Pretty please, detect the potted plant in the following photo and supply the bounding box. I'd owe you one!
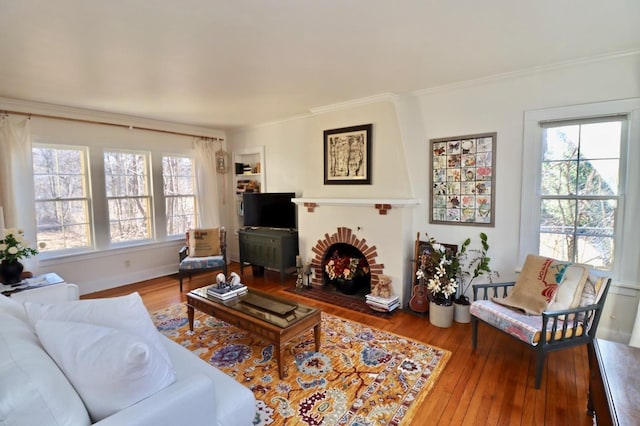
[453,232,499,323]
[0,228,39,285]
[415,236,458,327]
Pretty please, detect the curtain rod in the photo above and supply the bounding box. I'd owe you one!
[1,109,224,142]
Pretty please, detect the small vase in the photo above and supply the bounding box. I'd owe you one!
[334,278,358,295]
[429,301,454,328]
[0,260,24,285]
[454,302,471,323]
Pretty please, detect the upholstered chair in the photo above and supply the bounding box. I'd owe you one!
[470,255,611,389]
[178,227,227,292]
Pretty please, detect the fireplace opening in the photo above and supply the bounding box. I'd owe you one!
[323,243,371,295]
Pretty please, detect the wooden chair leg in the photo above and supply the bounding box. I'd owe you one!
[535,349,546,389]
[179,272,184,292]
[471,316,479,350]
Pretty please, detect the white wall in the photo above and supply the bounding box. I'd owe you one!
[228,53,640,342]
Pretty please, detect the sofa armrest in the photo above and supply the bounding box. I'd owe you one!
[93,375,217,426]
[179,245,189,262]
[472,282,515,301]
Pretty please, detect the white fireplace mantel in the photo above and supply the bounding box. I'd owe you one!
[292,198,420,208]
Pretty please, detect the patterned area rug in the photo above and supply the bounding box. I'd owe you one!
[152,304,451,425]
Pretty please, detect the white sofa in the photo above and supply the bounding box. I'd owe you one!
[0,292,256,426]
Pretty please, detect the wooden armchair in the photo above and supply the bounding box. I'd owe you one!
[178,227,228,292]
[470,260,611,389]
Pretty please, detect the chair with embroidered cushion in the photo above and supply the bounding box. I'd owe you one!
[178,227,227,292]
[470,254,611,389]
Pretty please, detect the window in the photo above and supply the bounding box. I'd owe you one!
[539,118,623,269]
[521,99,640,285]
[162,155,196,236]
[32,145,92,251]
[104,150,152,243]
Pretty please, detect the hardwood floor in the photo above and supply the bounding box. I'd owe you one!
[85,262,595,426]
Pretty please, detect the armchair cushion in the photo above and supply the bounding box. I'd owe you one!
[179,255,225,271]
[187,228,221,257]
[547,264,589,312]
[492,254,571,314]
[470,299,583,345]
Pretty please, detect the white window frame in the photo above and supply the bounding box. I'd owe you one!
[520,98,640,288]
[104,149,154,245]
[32,143,94,254]
[161,154,197,237]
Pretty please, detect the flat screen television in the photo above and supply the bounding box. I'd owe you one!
[242,192,296,229]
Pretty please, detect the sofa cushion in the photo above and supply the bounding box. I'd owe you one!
[35,320,176,422]
[492,255,570,314]
[0,311,91,426]
[0,293,28,322]
[24,292,172,365]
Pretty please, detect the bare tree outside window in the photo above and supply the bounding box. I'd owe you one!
[104,150,152,243]
[539,119,622,269]
[162,155,196,236]
[32,146,92,251]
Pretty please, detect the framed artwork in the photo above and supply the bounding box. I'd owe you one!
[429,132,496,226]
[324,124,372,185]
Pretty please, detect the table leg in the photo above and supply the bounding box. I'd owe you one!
[277,344,284,379]
[188,304,195,331]
[314,323,321,352]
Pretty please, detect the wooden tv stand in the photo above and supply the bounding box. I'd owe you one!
[238,228,299,284]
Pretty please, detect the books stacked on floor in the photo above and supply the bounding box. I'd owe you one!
[206,284,248,300]
[365,294,400,312]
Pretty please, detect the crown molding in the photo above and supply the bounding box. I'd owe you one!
[412,49,640,97]
[309,93,398,115]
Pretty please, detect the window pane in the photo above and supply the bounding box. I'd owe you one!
[575,236,614,269]
[105,151,152,243]
[541,161,577,195]
[109,218,150,243]
[33,146,92,252]
[579,122,621,160]
[539,232,573,262]
[540,199,576,233]
[35,200,91,251]
[539,117,622,271]
[543,126,579,161]
[576,199,616,237]
[577,159,619,195]
[163,155,196,236]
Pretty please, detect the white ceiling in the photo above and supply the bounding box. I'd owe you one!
[1,0,639,130]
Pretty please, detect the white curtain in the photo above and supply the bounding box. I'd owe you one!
[193,138,221,228]
[0,116,38,271]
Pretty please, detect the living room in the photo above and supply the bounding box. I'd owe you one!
[1,2,639,425]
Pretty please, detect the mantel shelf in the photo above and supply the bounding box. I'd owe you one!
[292,198,420,208]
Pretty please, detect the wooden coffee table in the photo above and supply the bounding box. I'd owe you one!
[187,286,321,379]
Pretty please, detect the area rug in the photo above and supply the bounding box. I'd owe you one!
[152,304,450,425]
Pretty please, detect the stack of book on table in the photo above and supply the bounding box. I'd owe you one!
[206,284,248,300]
[365,294,400,312]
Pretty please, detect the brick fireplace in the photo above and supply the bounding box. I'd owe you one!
[293,197,419,307]
[309,226,383,288]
